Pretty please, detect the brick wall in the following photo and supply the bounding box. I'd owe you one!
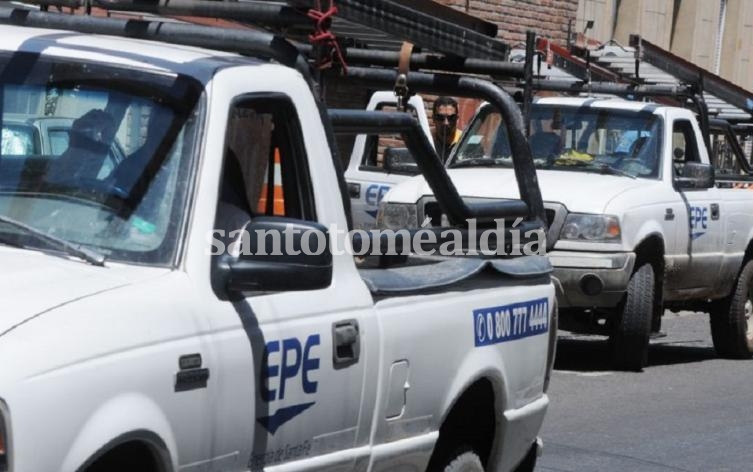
[435,0,578,44]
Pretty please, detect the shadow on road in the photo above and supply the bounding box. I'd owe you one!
[553,337,718,372]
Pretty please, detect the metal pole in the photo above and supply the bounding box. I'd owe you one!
[315,47,526,79]
[17,0,315,27]
[523,31,535,137]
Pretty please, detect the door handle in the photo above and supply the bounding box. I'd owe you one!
[332,319,360,368]
[665,208,674,221]
[711,203,720,220]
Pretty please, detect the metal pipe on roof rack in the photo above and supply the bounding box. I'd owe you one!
[342,66,546,225]
[531,79,694,97]
[87,0,313,27]
[21,0,82,8]
[311,47,525,78]
[328,109,530,226]
[17,0,312,26]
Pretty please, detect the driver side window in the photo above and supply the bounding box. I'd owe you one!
[215,95,316,238]
[672,120,700,175]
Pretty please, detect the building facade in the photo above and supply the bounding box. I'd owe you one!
[575,0,753,92]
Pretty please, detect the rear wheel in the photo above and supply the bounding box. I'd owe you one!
[610,263,654,371]
[710,260,753,358]
[440,450,484,472]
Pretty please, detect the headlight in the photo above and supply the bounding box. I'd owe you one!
[0,399,9,472]
[376,203,418,230]
[560,213,621,242]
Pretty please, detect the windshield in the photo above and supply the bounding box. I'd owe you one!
[451,104,663,179]
[0,52,202,265]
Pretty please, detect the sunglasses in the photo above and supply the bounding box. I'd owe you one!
[433,113,458,124]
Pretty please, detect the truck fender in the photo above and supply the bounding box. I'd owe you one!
[61,393,177,472]
[439,351,507,425]
[628,219,666,256]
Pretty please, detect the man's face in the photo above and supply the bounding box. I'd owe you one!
[433,104,458,143]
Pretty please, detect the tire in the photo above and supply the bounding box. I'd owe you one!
[440,450,484,472]
[610,263,654,371]
[709,260,753,359]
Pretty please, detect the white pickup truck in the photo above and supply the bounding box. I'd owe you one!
[0,10,556,472]
[380,96,753,370]
[344,91,432,230]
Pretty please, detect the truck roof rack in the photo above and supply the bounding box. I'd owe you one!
[525,34,753,127]
[12,0,510,61]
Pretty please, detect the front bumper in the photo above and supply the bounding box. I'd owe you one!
[549,250,636,308]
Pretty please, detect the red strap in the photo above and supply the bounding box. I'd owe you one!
[307,1,348,73]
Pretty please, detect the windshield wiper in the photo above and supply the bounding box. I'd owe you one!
[0,215,106,266]
[594,164,637,179]
[449,157,509,169]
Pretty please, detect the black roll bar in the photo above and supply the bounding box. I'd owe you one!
[341,66,546,225]
[328,110,530,225]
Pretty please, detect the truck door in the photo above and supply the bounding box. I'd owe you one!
[670,118,724,292]
[203,91,372,471]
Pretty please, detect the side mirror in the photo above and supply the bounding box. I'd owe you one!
[215,217,332,294]
[675,162,714,189]
[383,147,420,175]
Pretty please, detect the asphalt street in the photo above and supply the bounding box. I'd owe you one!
[537,311,753,472]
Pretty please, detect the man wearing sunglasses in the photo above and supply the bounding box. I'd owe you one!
[432,96,463,162]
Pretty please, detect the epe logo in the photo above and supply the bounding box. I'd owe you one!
[258,334,320,434]
[365,184,391,218]
[689,206,708,240]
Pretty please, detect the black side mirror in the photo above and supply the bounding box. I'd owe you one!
[383,147,420,175]
[676,162,714,189]
[215,217,332,294]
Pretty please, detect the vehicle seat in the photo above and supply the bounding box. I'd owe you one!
[629,136,649,157]
[215,148,254,254]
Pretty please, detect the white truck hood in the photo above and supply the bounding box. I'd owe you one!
[387,168,647,213]
[0,247,168,337]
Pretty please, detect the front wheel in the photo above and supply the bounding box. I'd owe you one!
[610,263,654,371]
[710,260,753,358]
